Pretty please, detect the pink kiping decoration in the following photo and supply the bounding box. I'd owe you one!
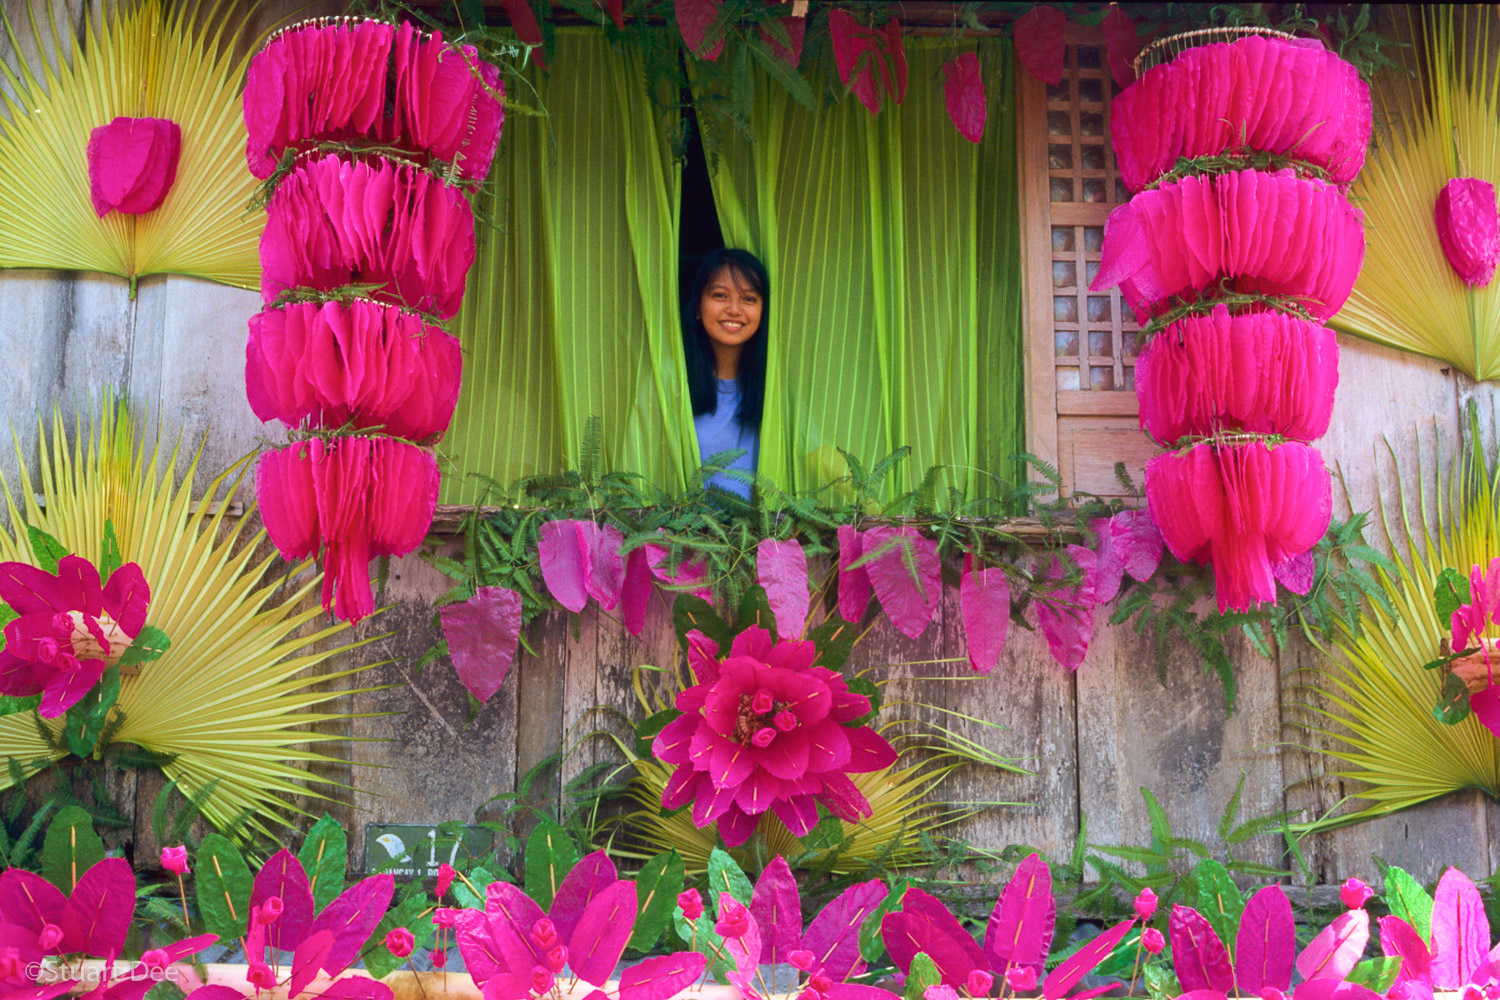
[1135,306,1339,445]
[1091,169,1366,323]
[87,117,182,217]
[244,21,503,181]
[246,300,462,441]
[1435,178,1500,288]
[259,154,476,319]
[1145,441,1331,613]
[257,437,439,623]
[1109,35,1371,193]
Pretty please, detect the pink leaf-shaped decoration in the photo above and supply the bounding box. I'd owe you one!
[1274,552,1316,596]
[1112,510,1164,583]
[750,855,802,966]
[1170,906,1235,994]
[961,554,1010,674]
[440,586,524,704]
[603,0,625,30]
[618,953,708,1000]
[1297,909,1370,982]
[761,15,805,66]
[828,9,882,115]
[539,520,589,612]
[61,858,134,959]
[882,889,986,985]
[1102,5,1140,88]
[184,989,244,1000]
[581,523,626,611]
[320,978,395,1000]
[1292,980,1383,1000]
[1014,5,1066,86]
[644,542,713,602]
[803,880,887,981]
[942,52,986,143]
[308,874,395,976]
[1431,867,1489,989]
[1044,918,1135,1000]
[87,117,181,217]
[1036,545,1098,671]
[984,852,1055,971]
[289,930,335,999]
[838,525,871,623]
[0,869,67,936]
[621,547,653,637]
[864,526,942,639]
[497,0,546,68]
[757,538,810,639]
[829,988,902,1000]
[1435,178,1499,288]
[1379,916,1432,987]
[549,850,618,944]
[1236,885,1296,993]
[250,850,315,952]
[883,19,907,104]
[569,880,638,986]
[675,0,725,60]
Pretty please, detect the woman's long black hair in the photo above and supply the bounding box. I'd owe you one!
[682,248,768,428]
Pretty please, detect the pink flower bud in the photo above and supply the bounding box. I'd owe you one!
[546,945,568,973]
[1005,966,1037,992]
[247,963,276,989]
[1133,887,1157,922]
[1340,877,1373,910]
[255,896,284,926]
[678,888,703,920]
[810,974,834,994]
[530,966,554,995]
[531,918,558,949]
[1142,927,1165,955]
[752,727,776,748]
[752,689,775,715]
[385,927,415,958]
[433,906,459,929]
[774,710,797,732]
[37,923,64,951]
[715,897,750,939]
[789,950,815,971]
[35,637,58,663]
[966,970,994,997]
[55,653,79,673]
[436,863,457,898]
[141,949,169,970]
[431,949,447,969]
[52,613,74,634]
[160,845,190,875]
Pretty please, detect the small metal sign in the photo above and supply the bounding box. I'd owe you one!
[364,823,493,876]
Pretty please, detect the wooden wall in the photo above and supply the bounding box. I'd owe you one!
[3,0,1498,884]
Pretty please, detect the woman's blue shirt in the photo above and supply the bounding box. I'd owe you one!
[694,378,758,498]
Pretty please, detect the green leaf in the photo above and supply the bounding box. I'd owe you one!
[99,520,122,579]
[904,952,941,1000]
[860,880,905,963]
[298,813,348,912]
[143,982,187,1000]
[807,615,859,672]
[454,865,494,910]
[64,665,122,758]
[1435,566,1471,624]
[629,850,685,952]
[361,892,435,979]
[636,709,681,758]
[40,805,105,893]
[1383,865,1434,944]
[673,594,732,652]
[1434,673,1471,725]
[195,833,253,941]
[846,676,882,728]
[672,905,731,980]
[524,819,578,911]
[1348,956,1403,993]
[26,525,68,573]
[1192,859,1243,951]
[118,626,171,667]
[0,694,40,719]
[736,585,776,639]
[707,846,754,907]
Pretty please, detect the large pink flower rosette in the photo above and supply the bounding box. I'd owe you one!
[653,627,898,847]
[1093,32,1369,613]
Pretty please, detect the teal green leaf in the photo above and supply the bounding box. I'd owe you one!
[904,952,941,1000]
[1384,865,1434,944]
[26,525,67,574]
[195,833,253,941]
[117,626,171,667]
[629,849,685,952]
[298,813,348,912]
[40,805,105,893]
[524,819,578,911]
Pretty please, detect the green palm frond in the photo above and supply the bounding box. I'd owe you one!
[0,0,271,291]
[0,399,384,842]
[1334,6,1500,380]
[1292,417,1500,827]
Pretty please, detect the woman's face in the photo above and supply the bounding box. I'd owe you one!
[698,265,763,351]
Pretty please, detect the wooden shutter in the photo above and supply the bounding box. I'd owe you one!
[1019,23,1154,499]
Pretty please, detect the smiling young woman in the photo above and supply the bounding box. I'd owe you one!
[682,248,769,498]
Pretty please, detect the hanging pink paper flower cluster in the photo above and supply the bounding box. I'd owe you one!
[242,19,503,623]
[1092,33,1371,613]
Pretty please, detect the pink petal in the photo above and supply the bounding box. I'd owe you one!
[942,52,986,143]
[757,538,809,639]
[863,526,941,639]
[760,15,804,66]
[828,9,881,114]
[1035,545,1098,671]
[620,547,653,637]
[539,521,589,613]
[960,554,1009,673]
[1435,178,1499,287]
[837,525,871,622]
[1297,909,1369,982]
[1013,5,1066,86]
[497,0,547,67]
[87,117,180,217]
[440,587,524,704]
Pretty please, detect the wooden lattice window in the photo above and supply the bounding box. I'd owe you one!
[1020,23,1155,499]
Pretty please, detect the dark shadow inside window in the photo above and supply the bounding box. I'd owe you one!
[678,105,726,308]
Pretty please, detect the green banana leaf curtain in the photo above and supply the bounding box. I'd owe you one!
[442,32,1024,506]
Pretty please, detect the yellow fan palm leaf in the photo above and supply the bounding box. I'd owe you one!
[1292,419,1500,827]
[1334,7,1500,380]
[0,399,386,841]
[0,0,272,291]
